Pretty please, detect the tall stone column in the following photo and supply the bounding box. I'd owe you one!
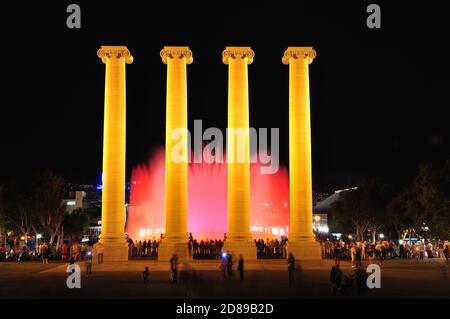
[96,46,133,261]
[222,47,256,261]
[158,46,193,261]
[282,47,321,259]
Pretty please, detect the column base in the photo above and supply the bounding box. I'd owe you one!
[158,240,190,261]
[95,240,128,262]
[287,238,322,260]
[223,238,257,261]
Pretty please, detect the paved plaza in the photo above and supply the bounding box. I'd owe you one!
[0,259,449,299]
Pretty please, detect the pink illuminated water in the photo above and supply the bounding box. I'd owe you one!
[127,148,290,241]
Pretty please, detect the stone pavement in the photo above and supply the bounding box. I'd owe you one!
[1,258,449,299]
[40,258,341,273]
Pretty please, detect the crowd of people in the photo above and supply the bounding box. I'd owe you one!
[129,234,290,260]
[0,239,103,263]
[2,234,449,267]
[189,239,224,259]
[128,238,160,258]
[255,238,287,258]
[322,239,449,265]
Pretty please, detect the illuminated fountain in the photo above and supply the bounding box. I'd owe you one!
[127,147,290,241]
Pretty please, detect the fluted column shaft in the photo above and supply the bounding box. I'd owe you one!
[158,46,193,260]
[97,46,133,261]
[227,54,251,238]
[163,48,191,240]
[283,47,321,259]
[222,47,256,260]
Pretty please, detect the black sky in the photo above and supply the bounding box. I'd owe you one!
[2,1,449,192]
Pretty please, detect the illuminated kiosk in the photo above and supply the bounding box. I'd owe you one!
[96,46,133,261]
[222,47,257,261]
[157,47,193,261]
[282,47,321,259]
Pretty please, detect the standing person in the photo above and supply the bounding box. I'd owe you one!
[350,244,356,268]
[287,253,295,286]
[85,252,92,276]
[226,253,233,276]
[333,244,341,266]
[96,243,104,264]
[356,243,362,267]
[81,244,87,260]
[355,267,368,297]
[237,254,244,281]
[438,243,444,258]
[42,242,49,264]
[219,254,227,283]
[419,243,425,260]
[361,242,366,261]
[330,266,338,296]
[188,240,193,258]
[61,243,68,262]
[399,243,405,259]
[69,252,75,265]
[170,254,179,283]
[143,266,150,283]
[444,245,449,264]
[426,241,433,259]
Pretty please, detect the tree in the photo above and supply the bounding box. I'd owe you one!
[0,184,10,246]
[330,178,392,242]
[31,169,67,249]
[387,190,411,239]
[330,187,369,241]
[359,179,392,242]
[63,208,90,240]
[388,163,450,241]
[0,181,37,244]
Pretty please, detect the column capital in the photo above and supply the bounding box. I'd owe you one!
[222,46,254,65]
[97,46,134,64]
[282,47,316,65]
[160,46,193,64]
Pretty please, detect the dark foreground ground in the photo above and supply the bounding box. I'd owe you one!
[0,259,449,299]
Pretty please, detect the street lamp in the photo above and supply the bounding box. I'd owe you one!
[36,234,42,253]
[379,233,384,239]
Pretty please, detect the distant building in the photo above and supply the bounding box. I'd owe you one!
[64,181,130,238]
[312,187,358,234]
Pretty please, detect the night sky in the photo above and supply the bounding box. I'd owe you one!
[2,1,449,192]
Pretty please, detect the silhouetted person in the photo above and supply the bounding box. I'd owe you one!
[330,266,338,296]
[237,254,244,281]
[226,253,233,276]
[287,253,295,286]
[96,243,104,264]
[355,267,368,297]
[444,245,449,264]
[170,254,179,283]
[85,253,92,276]
[399,243,405,258]
[143,266,150,283]
[188,240,193,258]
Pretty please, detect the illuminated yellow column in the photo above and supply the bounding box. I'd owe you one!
[96,46,133,261]
[222,47,256,261]
[283,47,321,259]
[158,47,193,261]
